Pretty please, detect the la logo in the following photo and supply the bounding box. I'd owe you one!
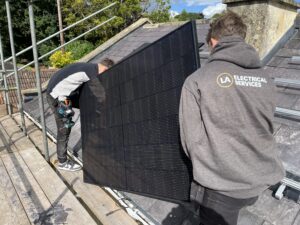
[221,76,231,84]
[217,73,234,88]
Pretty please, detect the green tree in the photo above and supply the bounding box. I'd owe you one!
[0,0,58,63]
[175,10,204,21]
[62,0,143,46]
[143,0,171,23]
[62,0,171,47]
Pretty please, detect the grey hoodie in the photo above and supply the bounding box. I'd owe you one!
[179,36,285,199]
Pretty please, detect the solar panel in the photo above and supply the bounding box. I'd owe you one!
[80,21,200,201]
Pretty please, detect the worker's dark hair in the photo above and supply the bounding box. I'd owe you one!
[100,58,115,68]
[206,11,247,44]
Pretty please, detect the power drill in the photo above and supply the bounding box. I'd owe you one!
[57,99,75,129]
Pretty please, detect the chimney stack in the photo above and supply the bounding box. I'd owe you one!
[223,0,300,58]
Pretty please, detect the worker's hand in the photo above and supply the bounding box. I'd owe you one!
[57,100,74,118]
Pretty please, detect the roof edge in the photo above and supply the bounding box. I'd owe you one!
[262,24,296,66]
[78,18,151,63]
[21,80,49,96]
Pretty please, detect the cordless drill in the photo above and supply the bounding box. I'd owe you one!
[57,99,75,129]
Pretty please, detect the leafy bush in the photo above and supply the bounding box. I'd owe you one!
[65,40,94,60]
[49,50,74,68]
[38,42,57,67]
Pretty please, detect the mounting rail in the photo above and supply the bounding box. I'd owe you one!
[275,78,300,88]
[275,107,300,119]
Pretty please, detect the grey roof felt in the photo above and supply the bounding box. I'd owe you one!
[23,19,300,225]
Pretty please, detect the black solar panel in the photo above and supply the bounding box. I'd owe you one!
[80,21,200,201]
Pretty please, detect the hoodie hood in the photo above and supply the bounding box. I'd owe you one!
[208,35,262,69]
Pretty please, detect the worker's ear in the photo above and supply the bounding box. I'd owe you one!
[210,38,219,48]
[98,64,108,74]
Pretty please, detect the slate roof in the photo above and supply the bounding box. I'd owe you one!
[264,15,300,178]
[0,69,57,106]
[89,20,210,65]
[22,17,300,225]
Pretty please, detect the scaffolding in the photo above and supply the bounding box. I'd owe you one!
[0,2,156,225]
[0,0,117,162]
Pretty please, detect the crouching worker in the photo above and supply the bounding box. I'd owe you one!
[179,11,285,225]
[46,58,115,172]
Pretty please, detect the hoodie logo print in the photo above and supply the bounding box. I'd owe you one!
[217,73,234,88]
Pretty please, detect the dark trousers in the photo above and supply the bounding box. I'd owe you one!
[46,94,71,163]
[188,182,258,225]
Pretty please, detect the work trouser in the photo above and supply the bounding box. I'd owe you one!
[46,94,71,163]
[184,182,258,225]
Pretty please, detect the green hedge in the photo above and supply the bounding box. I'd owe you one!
[49,40,94,68]
[65,40,94,60]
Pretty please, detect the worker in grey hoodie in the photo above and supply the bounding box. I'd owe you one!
[179,11,285,225]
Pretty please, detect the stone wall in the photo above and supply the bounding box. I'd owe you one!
[223,0,299,58]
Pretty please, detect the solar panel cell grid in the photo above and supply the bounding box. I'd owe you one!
[80,21,199,201]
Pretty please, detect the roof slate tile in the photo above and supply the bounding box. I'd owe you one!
[0,69,57,107]
[285,38,300,49]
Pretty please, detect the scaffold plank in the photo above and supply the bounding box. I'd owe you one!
[13,113,139,225]
[0,115,97,225]
[1,152,53,224]
[0,158,30,225]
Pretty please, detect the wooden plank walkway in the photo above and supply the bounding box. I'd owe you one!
[0,115,97,225]
[12,113,139,225]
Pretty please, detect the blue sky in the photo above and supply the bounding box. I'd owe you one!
[171,1,215,13]
[171,0,300,14]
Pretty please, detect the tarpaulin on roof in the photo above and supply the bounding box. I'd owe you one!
[80,21,200,201]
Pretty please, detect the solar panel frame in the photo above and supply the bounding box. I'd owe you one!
[80,21,200,201]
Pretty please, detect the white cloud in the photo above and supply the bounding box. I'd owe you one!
[170,10,180,18]
[185,0,222,6]
[202,3,226,18]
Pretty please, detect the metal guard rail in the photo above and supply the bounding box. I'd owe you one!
[1,2,117,81]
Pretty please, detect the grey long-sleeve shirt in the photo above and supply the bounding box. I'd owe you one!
[47,63,98,101]
[179,36,285,199]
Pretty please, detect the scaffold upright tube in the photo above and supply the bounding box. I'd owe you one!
[5,0,26,135]
[0,33,11,115]
[28,1,50,162]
